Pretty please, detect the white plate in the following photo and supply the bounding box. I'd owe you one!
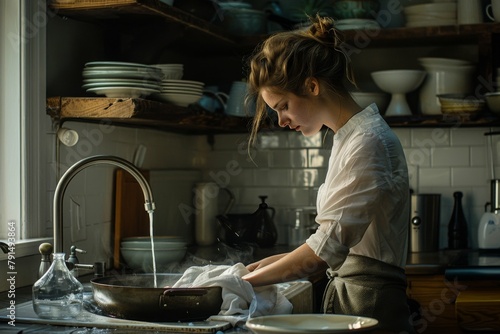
[246,314,379,334]
[83,69,163,80]
[85,61,155,68]
[87,86,159,98]
[160,88,203,94]
[82,81,160,90]
[153,92,202,107]
[82,78,161,85]
[161,79,204,86]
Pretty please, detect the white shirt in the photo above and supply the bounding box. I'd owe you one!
[306,104,409,270]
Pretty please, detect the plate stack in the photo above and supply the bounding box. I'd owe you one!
[153,79,205,107]
[404,1,457,27]
[82,61,162,98]
[335,18,380,30]
[120,236,187,272]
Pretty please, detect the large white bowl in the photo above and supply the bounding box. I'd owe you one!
[153,92,202,107]
[121,247,187,272]
[246,314,378,334]
[371,70,426,94]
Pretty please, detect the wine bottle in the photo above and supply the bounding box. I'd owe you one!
[448,191,468,249]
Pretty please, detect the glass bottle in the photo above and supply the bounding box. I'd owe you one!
[448,191,468,249]
[32,253,84,319]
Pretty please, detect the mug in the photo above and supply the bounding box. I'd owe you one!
[198,90,228,113]
[225,81,250,117]
[457,0,483,24]
[487,0,500,22]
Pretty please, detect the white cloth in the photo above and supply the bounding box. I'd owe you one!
[306,104,410,270]
[172,263,293,326]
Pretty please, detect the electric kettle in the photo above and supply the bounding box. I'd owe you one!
[478,179,500,249]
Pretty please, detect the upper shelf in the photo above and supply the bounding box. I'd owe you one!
[49,0,500,51]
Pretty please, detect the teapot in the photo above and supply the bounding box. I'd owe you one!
[216,195,277,247]
[253,196,277,248]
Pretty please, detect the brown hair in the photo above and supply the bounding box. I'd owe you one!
[245,16,355,147]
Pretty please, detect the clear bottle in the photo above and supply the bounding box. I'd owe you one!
[32,253,84,319]
[447,191,469,249]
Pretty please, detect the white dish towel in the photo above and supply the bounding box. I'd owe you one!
[172,262,293,326]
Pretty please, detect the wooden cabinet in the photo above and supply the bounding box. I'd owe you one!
[47,0,500,133]
[407,274,500,333]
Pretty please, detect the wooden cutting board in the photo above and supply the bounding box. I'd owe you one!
[113,168,150,269]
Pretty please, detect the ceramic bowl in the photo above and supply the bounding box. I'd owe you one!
[222,9,267,36]
[437,93,485,114]
[350,91,389,111]
[332,0,380,20]
[371,70,426,94]
[485,92,500,113]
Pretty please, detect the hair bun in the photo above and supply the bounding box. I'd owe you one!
[308,16,341,47]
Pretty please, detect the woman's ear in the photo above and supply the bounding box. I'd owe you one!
[305,77,320,96]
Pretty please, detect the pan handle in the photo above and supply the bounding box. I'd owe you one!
[162,288,209,296]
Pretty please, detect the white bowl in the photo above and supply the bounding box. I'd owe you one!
[246,314,379,334]
[418,57,472,67]
[350,91,389,111]
[120,247,187,272]
[153,92,202,107]
[371,70,426,94]
[485,92,500,113]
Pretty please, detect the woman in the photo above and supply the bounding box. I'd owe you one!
[241,16,414,333]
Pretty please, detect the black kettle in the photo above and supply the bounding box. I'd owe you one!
[253,196,277,248]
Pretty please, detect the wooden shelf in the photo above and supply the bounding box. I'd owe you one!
[47,97,253,134]
[47,1,500,130]
[47,97,500,134]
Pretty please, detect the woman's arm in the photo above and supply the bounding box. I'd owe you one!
[242,243,328,287]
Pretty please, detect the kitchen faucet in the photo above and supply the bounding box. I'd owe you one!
[53,155,155,254]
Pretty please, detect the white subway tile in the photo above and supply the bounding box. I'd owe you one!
[418,167,450,188]
[451,167,488,187]
[289,132,323,148]
[253,169,292,186]
[404,148,431,167]
[393,128,411,148]
[432,147,469,167]
[411,128,450,148]
[470,146,487,167]
[270,149,308,168]
[308,149,330,168]
[450,128,487,146]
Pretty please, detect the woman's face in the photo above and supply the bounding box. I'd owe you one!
[261,84,324,137]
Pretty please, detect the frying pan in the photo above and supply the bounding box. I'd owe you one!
[90,274,222,322]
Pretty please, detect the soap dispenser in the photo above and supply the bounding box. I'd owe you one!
[253,196,277,248]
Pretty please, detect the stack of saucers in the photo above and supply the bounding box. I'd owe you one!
[153,79,205,107]
[82,61,162,98]
[404,1,457,27]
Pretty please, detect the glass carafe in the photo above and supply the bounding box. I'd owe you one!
[32,253,83,319]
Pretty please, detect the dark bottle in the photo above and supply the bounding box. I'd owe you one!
[448,191,468,249]
[253,196,277,248]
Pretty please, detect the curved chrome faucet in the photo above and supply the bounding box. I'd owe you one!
[53,155,155,253]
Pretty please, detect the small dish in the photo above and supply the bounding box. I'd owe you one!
[246,314,379,333]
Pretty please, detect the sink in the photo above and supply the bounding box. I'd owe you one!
[0,280,311,332]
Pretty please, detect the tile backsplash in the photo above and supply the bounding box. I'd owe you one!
[54,122,500,264]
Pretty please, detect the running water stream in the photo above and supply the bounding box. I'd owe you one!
[149,211,158,288]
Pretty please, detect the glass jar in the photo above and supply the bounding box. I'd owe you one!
[32,253,83,319]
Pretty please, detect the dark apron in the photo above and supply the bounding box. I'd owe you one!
[322,254,416,334]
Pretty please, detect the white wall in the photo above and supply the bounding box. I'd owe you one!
[50,122,497,269]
